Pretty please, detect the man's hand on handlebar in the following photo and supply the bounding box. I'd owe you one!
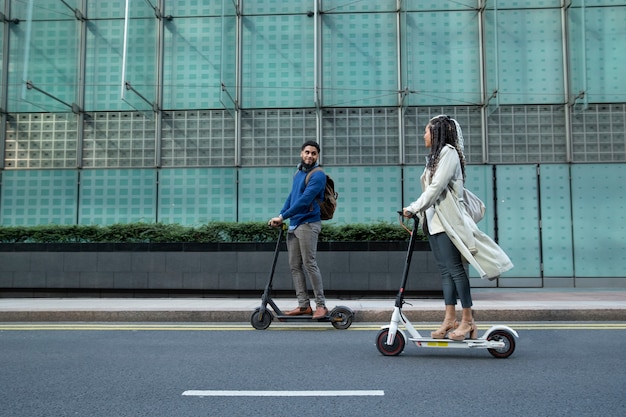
[268,216,283,227]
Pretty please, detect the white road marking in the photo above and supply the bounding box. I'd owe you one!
[182,390,384,397]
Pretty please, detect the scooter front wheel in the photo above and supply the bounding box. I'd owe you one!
[250,307,273,330]
[487,329,516,358]
[330,306,354,330]
[376,328,405,356]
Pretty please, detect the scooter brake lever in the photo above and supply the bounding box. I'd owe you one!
[403,300,413,307]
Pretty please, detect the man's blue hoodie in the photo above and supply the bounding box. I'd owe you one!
[280,165,326,228]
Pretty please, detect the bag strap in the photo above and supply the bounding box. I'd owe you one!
[305,167,324,185]
[304,167,325,212]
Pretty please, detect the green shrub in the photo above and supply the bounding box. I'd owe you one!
[0,221,423,244]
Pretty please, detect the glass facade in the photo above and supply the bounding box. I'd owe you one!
[1,0,625,286]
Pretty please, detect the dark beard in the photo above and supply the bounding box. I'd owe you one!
[299,160,315,171]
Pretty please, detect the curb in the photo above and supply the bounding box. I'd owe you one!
[1,309,625,323]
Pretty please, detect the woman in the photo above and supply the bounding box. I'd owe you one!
[403,115,513,341]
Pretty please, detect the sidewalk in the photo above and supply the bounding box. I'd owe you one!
[1,288,625,322]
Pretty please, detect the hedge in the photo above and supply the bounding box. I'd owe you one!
[0,221,425,244]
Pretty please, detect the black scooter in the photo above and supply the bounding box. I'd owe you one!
[250,224,354,330]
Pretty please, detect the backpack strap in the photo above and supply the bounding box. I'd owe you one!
[304,167,325,212]
[304,167,324,185]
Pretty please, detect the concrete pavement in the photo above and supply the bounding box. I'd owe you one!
[1,288,625,322]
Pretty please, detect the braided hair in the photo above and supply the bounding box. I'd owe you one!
[426,115,466,183]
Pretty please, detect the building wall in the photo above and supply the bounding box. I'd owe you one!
[1,1,625,287]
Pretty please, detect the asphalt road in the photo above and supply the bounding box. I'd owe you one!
[1,323,625,417]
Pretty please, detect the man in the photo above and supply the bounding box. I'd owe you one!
[268,141,328,319]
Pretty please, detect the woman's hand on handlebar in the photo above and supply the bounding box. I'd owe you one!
[401,208,414,219]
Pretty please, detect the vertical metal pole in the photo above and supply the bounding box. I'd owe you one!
[0,1,13,169]
[155,0,166,168]
[396,0,405,166]
[121,0,130,101]
[76,0,88,169]
[75,0,88,225]
[234,0,243,222]
[313,0,322,155]
[234,0,242,168]
[478,0,488,164]
[561,0,573,163]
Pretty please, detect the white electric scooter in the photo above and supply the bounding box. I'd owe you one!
[375,213,518,358]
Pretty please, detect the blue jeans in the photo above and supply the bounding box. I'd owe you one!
[286,222,326,308]
[428,231,473,308]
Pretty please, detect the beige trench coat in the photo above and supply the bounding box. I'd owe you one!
[406,145,513,280]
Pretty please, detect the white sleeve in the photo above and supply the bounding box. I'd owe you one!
[405,146,459,214]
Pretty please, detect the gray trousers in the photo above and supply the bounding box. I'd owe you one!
[286,222,326,308]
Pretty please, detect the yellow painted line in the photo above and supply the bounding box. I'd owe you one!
[0,324,249,331]
[0,323,625,331]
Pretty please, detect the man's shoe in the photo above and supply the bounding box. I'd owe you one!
[284,306,312,316]
[312,306,328,319]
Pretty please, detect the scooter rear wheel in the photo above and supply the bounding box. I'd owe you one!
[376,328,405,356]
[487,329,516,358]
[329,306,354,330]
[250,307,272,330]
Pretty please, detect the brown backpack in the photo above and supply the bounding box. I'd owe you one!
[305,167,338,220]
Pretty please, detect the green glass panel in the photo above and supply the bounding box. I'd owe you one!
[405,1,483,11]
[0,169,78,226]
[321,1,396,12]
[405,11,481,106]
[85,20,127,111]
[220,0,237,114]
[238,167,294,222]
[86,0,152,19]
[483,0,561,9]
[241,15,314,108]
[569,6,626,103]
[571,164,626,277]
[570,0,626,6]
[485,9,564,104]
[158,168,237,224]
[496,165,541,278]
[322,13,398,107]
[0,24,3,94]
[328,166,402,224]
[7,11,79,112]
[540,165,574,277]
[12,0,77,20]
[121,3,157,113]
[79,169,156,225]
[163,17,224,110]
[244,0,313,14]
[165,0,223,16]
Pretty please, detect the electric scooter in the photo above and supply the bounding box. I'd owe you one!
[250,224,354,330]
[375,212,518,358]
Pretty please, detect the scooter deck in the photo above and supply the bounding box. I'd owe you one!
[408,336,505,349]
[275,314,334,322]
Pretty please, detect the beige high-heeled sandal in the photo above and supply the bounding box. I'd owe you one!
[430,320,458,339]
[448,320,477,341]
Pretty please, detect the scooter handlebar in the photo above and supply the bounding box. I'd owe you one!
[397,209,418,220]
